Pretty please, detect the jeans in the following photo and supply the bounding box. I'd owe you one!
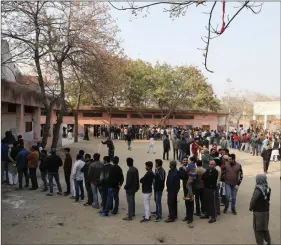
[29,168,38,189]
[126,193,135,218]
[40,171,48,190]
[240,143,246,151]
[143,193,152,219]
[74,180,84,201]
[101,186,108,211]
[227,140,232,149]
[167,191,178,220]
[147,144,155,153]
[253,145,258,156]
[179,149,185,161]
[225,183,238,210]
[154,191,163,218]
[91,183,100,207]
[234,142,239,149]
[104,187,120,214]
[108,149,114,162]
[64,172,71,193]
[48,172,62,194]
[244,143,250,153]
[163,149,169,160]
[127,141,132,150]
[215,184,221,214]
[18,167,29,188]
[195,188,204,214]
[173,149,179,160]
[85,181,93,204]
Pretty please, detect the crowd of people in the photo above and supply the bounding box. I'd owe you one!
[1,127,274,245]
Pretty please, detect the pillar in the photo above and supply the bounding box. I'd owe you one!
[33,107,41,141]
[16,101,24,137]
[264,114,267,129]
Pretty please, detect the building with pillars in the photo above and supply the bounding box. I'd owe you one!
[1,40,61,148]
[253,101,281,131]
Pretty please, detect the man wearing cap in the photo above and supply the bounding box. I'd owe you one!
[44,148,63,196]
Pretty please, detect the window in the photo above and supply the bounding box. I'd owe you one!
[174,115,194,120]
[111,113,127,118]
[7,104,17,113]
[202,125,210,131]
[41,109,47,116]
[154,114,173,119]
[83,112,102,117]
[64,111,74,117]
[25,122,32,132]
[25,106,33,114]
[131,114,152,119]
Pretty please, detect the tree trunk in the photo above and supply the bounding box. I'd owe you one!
[51,62,65,148]
[41,108,52,148]
[74,111,79,142]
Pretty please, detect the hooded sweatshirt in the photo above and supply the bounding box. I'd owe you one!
[154,167,166,191]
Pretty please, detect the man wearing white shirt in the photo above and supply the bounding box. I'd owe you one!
[72,154,85,203]
[147,136,156,154]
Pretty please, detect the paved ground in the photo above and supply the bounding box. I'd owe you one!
[2,138,280,244]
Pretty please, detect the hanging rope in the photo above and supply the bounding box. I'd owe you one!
[218,0,226,34]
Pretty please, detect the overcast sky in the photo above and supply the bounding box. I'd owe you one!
[109,2,280,97]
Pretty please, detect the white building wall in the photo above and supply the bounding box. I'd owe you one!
[1,40,21,82]
[254,101,281,116]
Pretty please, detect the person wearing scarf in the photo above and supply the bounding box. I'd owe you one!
[249,174,271,245]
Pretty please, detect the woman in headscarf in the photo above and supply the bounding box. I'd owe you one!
[249,174,271,245]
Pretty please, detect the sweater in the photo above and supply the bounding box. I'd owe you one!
[222,162,243,186]
[44,154,63,173]
[88,161,103,184]
[81,159,93,182]
[107,164,124,188]
[124,166,140,194]
[72,160,85,181]
[63,154,73,174]
[166,168,180,193]
[140,171,155,193]
[100,163,112,187]
[154,167,166,191]
[202,168,218,190]
[16,149,30,169]
[27,150,39,168]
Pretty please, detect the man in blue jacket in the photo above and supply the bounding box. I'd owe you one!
[16,147,30,189]
[1,139,9,183]
[165,160,180,223]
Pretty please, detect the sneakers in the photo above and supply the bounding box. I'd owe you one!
[46,193,53,196]
[232,209,237,215]
[208,218,216,223]
[63,192,70,196]
[123,217,132,221]
[140,218,150,223]
[100,212,108,217]
[164,218,175,223]
[223,207,228,213]
[57,192,62,195]
[154,217,161,222]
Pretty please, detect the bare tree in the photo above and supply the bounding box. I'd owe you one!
[109,1,263,73]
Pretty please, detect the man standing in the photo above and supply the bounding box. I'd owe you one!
[139,161,155,223]
[152,159,166,222]
[172,136,180,161]
[81,154,93,206]
[27,146,39,190]
[178,157,189,222]
[1,139,9,183]
[72,154,85,203]
[201,160,218,223]
[178,136,187,161]
[194,160,206,216]
[165,161,180,223]
[102,156,124,216]
[163,135,170,160]
[88,153,103,209]
[101,138,115,161]
[99,156,112,214]
[222,154,243,215]
[45,148,63,196]
[16,147,30,189]
[123,157,139,221]
[63,148,72,196]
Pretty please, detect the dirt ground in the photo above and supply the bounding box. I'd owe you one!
[1,139,280,244]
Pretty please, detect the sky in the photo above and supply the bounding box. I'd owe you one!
[109,2,281,98]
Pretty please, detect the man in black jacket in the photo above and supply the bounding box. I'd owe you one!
[140,161,155,223]
[39,149,48,192]
[81,154,93,206]
[102,156,124,216]
[152,159,166,222]
[99,156,112,215]
[123,157,139,221]
[101,138,115,161]
[45,148,63,196]
[201,160,218,223]
[163,135,170,160]
[165,160,180,223]
[178,157,190,222]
